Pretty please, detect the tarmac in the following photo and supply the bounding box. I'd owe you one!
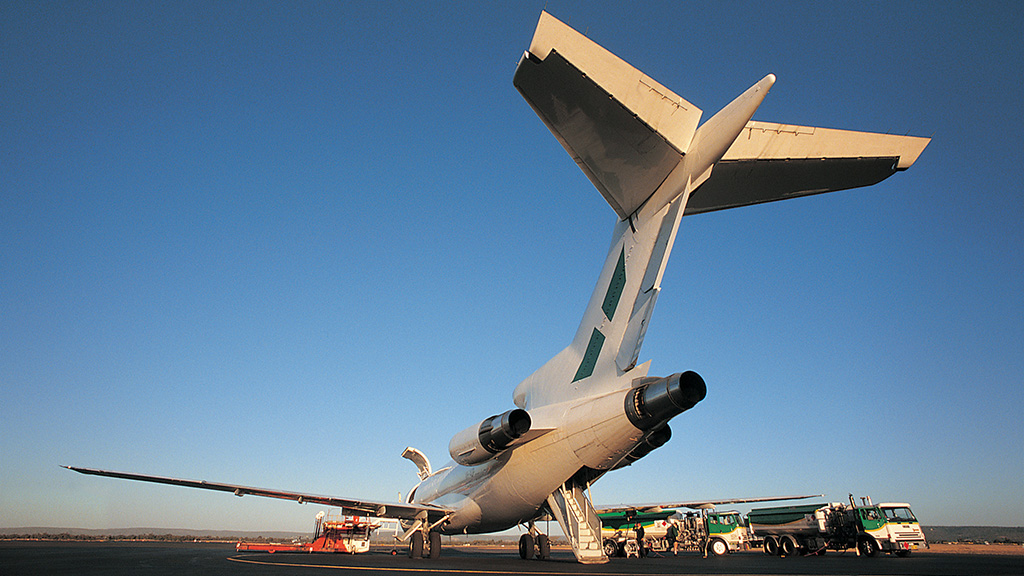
[2,541,1023,576]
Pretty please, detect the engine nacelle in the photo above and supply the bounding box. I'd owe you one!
[625,371,706,430]
[448,408,531,466]
[614,424,672,469]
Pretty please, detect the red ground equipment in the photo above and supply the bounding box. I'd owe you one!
[236,512,380,553]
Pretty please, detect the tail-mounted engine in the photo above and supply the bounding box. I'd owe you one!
[625,371,706,430]
[614,424,672,470]
[448,409,531,466]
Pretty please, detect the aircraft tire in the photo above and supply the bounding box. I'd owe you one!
[428,531,441,559]
[708,538,729,556]
[408,531,423,559]
[537,534,550,559]
[518,533,535,560]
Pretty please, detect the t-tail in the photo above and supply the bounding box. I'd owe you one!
[512,12,773,410]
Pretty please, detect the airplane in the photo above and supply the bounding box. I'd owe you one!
[65,11,929,564]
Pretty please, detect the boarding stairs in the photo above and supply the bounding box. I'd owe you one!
[546,482,607,564]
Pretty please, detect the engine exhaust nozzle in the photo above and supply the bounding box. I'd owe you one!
[625,371,706,430]
[449,408,531,466]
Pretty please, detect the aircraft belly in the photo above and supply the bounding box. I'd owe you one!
[463,396,644,533]
[445,432,569,532]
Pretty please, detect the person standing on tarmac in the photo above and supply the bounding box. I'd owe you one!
[634,523,646,557]
[666,520,679,555]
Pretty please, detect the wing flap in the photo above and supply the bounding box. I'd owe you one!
[63,466,449,522]
[686,121,931,215]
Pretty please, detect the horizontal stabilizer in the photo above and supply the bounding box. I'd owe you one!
[514,11,702,220]
[686,121,931,215]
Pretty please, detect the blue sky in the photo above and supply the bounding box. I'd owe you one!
[2,1,1022,532]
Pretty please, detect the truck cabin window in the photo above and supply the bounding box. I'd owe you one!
[882,507,916,522]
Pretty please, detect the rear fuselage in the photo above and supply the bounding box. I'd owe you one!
[409,388,646,533]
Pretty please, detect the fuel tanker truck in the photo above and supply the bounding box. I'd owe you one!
[599,508,746,557]
[747,495,927,557]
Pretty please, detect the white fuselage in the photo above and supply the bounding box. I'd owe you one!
[409,388,644,534]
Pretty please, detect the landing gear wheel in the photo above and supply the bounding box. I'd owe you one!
[408,531,423,559]
[858,537,879,557]
[536,534,550,559]
[518,533,535,560]
[708,538,729,556]
[428,531,441,560]
[603,539,618,557]
[763,536,779,556]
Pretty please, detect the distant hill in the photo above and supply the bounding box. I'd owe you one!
[0,527,307,540]
[925,526,1024,544]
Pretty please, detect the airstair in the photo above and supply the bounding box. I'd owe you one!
[546,482,608,564]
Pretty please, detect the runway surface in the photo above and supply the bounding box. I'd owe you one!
[2,541,1022,576]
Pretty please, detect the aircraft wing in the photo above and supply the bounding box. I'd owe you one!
[63,466,451,522]
[595,493,823,515]
[514,11,930,221]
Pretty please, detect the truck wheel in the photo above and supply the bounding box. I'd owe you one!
[428,531,441,559]
[896,549,911,557]
[518,533,535,560]
[408,531,423,559]
[858,537,879,557]
[623,539,640,558]
[708,538,729,556]
[603,539,618,557]
[779,535,798,557]
[763,536,778,556]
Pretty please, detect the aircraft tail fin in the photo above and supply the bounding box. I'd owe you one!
[511,12,925,410]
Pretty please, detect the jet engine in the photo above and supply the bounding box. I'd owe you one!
[448,408,531,466]
[625,371,706,430]
[614,424,672,469]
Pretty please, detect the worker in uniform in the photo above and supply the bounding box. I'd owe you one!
[666,520,679,555]
[634,522,646,557]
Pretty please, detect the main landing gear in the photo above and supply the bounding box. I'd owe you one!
[518,524,552,560]
[407,530,442,560]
